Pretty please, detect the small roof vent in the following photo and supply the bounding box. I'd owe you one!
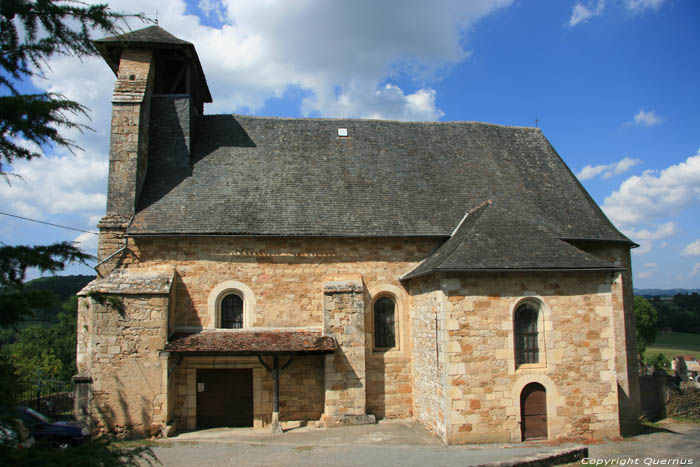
[337,128,348,137]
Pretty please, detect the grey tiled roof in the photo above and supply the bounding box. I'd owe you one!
[401,201,624,279]
[130,115,630,246]
[96,25,190,45]
[77,268,175,295]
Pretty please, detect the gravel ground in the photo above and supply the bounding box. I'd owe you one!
[142,419,700,467]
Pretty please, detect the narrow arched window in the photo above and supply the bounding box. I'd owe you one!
[221,294,243,329]
[374,297,396,348]
[515,303,539,365]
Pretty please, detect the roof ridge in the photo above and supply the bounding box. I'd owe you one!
[203,113,542,130]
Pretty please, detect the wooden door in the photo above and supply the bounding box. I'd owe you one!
[196,369,253,428]
[520,383,547,440]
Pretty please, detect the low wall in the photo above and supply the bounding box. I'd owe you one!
[667,383,700,419]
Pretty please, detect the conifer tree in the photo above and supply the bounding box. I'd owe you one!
[0,0,146,174]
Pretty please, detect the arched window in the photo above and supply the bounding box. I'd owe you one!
[220,294,243,329]
[374,296,396,348]
[515,303,539,365]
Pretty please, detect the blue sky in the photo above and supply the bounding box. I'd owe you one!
[1,0,699,289]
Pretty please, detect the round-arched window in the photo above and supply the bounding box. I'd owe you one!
[374,296,396,348]
[221,294,243,329]
[515,303,539,365]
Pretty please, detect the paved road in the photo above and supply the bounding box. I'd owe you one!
[146,419,700,467]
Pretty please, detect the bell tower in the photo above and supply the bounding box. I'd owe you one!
[94,26,212,275]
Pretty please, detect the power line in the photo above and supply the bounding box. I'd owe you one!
[0,211,99,235]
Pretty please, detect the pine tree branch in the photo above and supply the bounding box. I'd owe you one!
[0,0,148,173]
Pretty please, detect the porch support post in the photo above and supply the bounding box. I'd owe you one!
[271,354,282,434]
[257,353,294,434]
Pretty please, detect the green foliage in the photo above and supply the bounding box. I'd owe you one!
[643,352,670,371]
[0,0,146,173]
[0,242,92,327]
[9,297,78,383]
[646,331,700,365]
[634,296,658,357]
[24,275,94,323]
[0,437,159,466]
[652,293,700,334]
[87,291,124,314]
[0,354,18,413]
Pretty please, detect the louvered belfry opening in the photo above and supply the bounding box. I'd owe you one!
[374,296,396,348]
[221,294,243,328]
[515,303,539,365]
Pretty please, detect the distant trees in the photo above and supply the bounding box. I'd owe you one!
[634,296,658,358]
[653,293,700,334]
[9,296,79,383]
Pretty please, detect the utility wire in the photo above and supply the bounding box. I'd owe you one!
[0,211,99,235]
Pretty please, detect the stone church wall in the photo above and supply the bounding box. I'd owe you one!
[120,236,441,420]
[409,277,448,442]
[76,294,170,435]
[440,272,621,443]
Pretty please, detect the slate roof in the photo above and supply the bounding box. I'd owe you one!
[130,116,631,247]
[164,329,337,354]
[402,201,624,279]
[94,25,212,103]
[77,268,174,296]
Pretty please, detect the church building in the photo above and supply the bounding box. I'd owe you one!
[75,26,640,444]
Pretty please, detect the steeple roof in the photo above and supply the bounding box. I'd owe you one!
[94,25,212,103]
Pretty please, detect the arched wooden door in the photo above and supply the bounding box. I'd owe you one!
[520,383,547,440]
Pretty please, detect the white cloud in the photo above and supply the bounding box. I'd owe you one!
[5,0,513,228]
[74,231,99,255]
[682,239,700,257]
[602,150,700,227]
[637,262,657,279]
[0,151,107,216]
[637,270,654,279]
[690,263,700,278]
[569,0,606,26]
[623,222,677,256]
[624,0,665,14]
[577,156,642,180]
[569,0,664,27]
[198,0,227,23]
[631,109,663,127]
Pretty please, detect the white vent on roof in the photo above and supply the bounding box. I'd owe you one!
[337,128,348,137]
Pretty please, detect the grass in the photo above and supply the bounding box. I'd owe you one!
[646,332,700,362]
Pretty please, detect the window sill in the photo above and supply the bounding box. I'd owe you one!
[373,346,398,353]
[516,363,547,371]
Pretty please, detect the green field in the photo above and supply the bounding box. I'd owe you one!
[646,332,700,361]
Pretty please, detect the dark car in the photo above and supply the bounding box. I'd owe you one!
[14,407,89,448]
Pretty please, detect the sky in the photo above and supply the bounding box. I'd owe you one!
[1,0,699,289]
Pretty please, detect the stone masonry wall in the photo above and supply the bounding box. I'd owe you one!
[120,237,440,419]
[410,277,448,442]
[667,383,700,419]
[571,241,640,434]
[106,48,153,218]
[322,280,367,421]
[77,293,169,435]
[440,272,621,444]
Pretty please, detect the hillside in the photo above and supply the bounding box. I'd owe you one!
[635,288,700,297]
[21,275,95,323]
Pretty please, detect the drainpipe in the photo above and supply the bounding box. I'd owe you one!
[93,215,135,276]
